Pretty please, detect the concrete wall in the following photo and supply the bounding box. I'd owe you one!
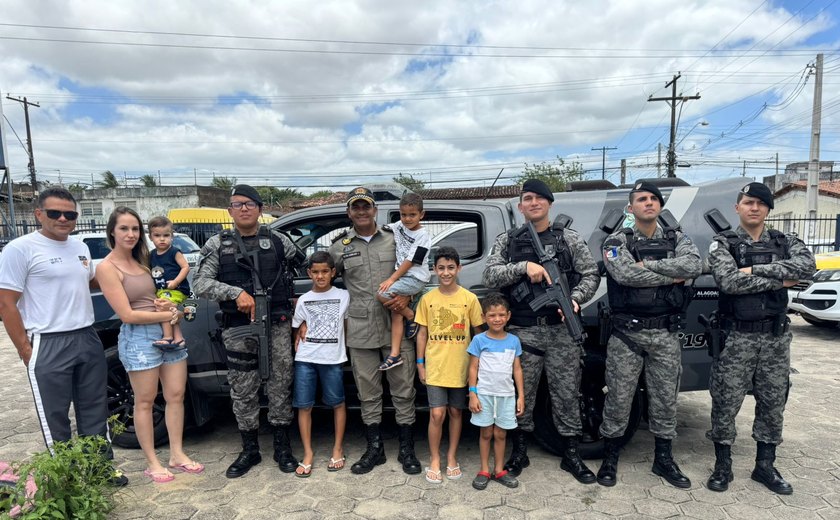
[75,186,228,223]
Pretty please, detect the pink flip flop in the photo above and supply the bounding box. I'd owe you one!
[168,461,204,474]
[144,468,175,483]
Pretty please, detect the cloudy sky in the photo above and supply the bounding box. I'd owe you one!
[0,0,838,192]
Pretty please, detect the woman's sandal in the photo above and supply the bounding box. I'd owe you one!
[378,355,403,371]
[168,460,204,474]
[425,467,443,484]
[446,464,462,480]
[295,462,312,478]
[143,468,175,483]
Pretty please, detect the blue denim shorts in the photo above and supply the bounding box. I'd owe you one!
[378,275,426,298]
[469,394,517,430]
[118,323,187,372]
[293,362,345,409]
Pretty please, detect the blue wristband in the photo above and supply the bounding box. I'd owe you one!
[416,358,425,364]
[468,386,478,394]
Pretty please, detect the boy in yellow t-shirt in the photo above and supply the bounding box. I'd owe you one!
[415,246,484,484]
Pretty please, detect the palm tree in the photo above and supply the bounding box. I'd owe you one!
[140,174,158,187]
[99,170,120,188]
[211,176,237,191]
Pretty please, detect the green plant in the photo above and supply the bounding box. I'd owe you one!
[0,417,125,519]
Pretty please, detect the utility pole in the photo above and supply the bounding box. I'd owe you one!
[158,169,161,186]
[591,146,617,180]
[620,159,627,185]
[657,143,663,177]
[6,96,40,195]
[1,90,17,237]
[806,53,823,222]
[648,74,701,178]
[194,168,197,186]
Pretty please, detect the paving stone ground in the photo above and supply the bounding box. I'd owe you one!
[1,315,838,519]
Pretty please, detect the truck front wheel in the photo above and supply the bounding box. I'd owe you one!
[532,359,644,460]
[105,347,169,448]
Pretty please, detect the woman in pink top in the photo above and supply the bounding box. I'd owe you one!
[96,207,203,483]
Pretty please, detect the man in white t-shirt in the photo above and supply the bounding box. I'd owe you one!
[0,187,127,486]
[291,251,351,476]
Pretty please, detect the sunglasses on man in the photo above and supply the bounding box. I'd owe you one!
[43,209,80,221]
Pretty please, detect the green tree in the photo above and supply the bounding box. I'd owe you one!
[67,183,87,193]
[256,186,303,206]
[307,190,334,199]
[140,174,158,187]
[393,173,425,191]
[99,170,120,188]
[211,175,237,190]
[516,156,585,192]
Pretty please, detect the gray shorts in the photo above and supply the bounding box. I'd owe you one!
[427,385,468,409]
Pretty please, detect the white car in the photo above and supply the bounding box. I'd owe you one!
[788,251,840,327]
[72,231,201,271]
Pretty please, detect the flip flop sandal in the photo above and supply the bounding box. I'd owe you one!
[152,337,175,347]
[328,457,345,472]
[169,461,204,474]
[472,471,491,490]
[143,468,175,483]
[378,355,403,371]
[295,462,312,478]
[446,464,462,480]
[492,469,519,489]
[425,467,443,484]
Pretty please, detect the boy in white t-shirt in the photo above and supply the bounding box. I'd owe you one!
[292,251,350,477]
[467,293,525,491]
[376,192,431,371]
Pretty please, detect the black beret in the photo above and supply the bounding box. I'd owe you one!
[230,184,263,205]
[630,182,665,206]
[521,179,554,203]
[346,186,375,207]
[739,182,774,209]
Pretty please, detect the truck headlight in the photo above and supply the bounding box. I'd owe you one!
[813,269,840,282]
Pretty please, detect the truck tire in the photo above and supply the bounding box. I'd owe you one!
[105,347,169,449]
[532,358,644,459]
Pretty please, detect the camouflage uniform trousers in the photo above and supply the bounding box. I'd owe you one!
[508,324,583,436]
[221,321,294,431]
[707,329,792,446]
[600,327,682,440]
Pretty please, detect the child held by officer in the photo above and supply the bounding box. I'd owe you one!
[414,246,485,483]
[467,293,525,490]
[292,251,350,477]
[376,192,431,371]
[148,216,190,347]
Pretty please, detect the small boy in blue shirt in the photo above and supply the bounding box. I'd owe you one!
[467,293,524,490]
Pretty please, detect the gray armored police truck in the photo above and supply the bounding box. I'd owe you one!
[95,176,744,458]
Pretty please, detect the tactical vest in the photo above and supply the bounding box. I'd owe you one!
[504,225,582,319]
[718,229,789,321]
[607,228,689,317]
[217,227,293,320]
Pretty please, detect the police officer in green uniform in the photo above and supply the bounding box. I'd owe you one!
[194,185,301,478]
[328,187,421,475]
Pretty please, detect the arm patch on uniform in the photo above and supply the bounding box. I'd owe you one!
[604,247,619,260]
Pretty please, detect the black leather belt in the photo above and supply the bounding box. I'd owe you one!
[509,314,563,327]
[613,313,684,332]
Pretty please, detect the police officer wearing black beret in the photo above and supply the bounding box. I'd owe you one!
[194,184,303,478]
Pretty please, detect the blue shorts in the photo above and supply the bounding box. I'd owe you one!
[379,275,426,298]
[293,362,345,409]
[470,394,517,430]
[118,323,187,372]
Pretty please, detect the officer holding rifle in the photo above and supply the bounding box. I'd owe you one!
[705,182,814,494]
[483,179,600,483]
[194,184,301,478]
[598,182,701,489]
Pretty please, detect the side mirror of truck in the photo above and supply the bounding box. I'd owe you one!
[658,209,682,231]
[597,208,625,234]
[552,214,573,231]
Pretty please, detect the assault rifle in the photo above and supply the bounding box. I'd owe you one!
[235,240,274,382]
[525,221,587,346]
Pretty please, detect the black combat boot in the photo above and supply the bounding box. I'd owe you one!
[596,437,621,487]
[397,423,422,475]
[560,436,596,484]
[707,442,734,492]
[350,424,386,475]
[273,424,297,473]
[751,441,793,495]
[226,429,262,478]
[651,437,691,489]
[503,428,530,477]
